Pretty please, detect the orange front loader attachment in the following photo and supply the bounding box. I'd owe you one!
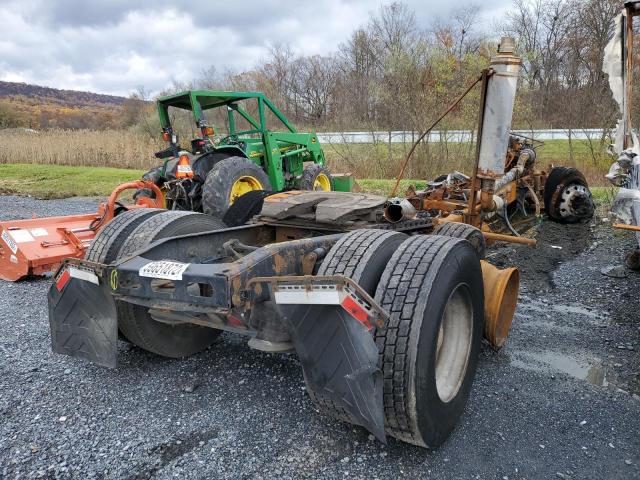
[0,181,164,282]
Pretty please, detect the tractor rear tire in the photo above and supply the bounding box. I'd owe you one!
[116,211,225,358]
[544,167,594,223]
[85,209,163,264]
[308,229,408,420]
[374,235,484,447]
[298,164,333,191]
[202,157,272,220]
[432,222,486,259]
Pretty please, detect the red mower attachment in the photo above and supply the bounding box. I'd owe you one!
[0,181,164,282]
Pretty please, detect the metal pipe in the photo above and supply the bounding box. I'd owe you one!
[483,231,536,246]
[383,199,417,223]
[477,37,522,212]
[494,149,532,193]
[613,222,640,232]
[466,69,491,226]
[624,3,635,149]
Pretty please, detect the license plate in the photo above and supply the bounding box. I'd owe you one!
[139,260,190,280]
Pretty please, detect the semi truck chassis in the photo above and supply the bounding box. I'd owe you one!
[48,192,518,447]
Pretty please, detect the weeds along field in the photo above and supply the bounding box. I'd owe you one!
[0,128,614,186]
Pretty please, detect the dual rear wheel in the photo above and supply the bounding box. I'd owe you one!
[544,166,594,223]
[86,210,224,358]
[313,229,484,447]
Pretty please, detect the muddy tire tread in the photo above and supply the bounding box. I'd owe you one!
[432,222,486,259]
[310,229,408,422]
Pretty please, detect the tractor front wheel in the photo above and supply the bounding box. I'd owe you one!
[298,164,333,191]
[202,157,272,219]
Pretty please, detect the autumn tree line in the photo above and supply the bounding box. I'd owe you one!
[122,0,634,141]
[0,0,635,183]
[1,1,634,138]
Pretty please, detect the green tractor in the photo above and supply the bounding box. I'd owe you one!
[136,90,352,221]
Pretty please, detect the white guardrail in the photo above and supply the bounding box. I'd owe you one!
[316,129,610,144]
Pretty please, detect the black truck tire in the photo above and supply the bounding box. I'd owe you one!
[308,229,408,420]
[116,211,225,358]
[544,166,594,223]
[432,222,486,259]
[298,164,333,191]
[374,235,484,447]
[202,157,272,219]
[85,209,164,263]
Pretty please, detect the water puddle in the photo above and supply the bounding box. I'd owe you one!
[517,319,578,334]
[518,297,608,326]
[510,350,609,387]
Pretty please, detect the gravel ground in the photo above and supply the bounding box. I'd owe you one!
[0,195,639,480]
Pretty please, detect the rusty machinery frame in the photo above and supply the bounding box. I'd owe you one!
[391,60,546,238]
[388,25,601,241]
[388,55,538,246]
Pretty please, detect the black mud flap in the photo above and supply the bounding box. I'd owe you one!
[280,304,385,443]
[48,275,118,368]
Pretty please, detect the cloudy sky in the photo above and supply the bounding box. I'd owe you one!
[0,0,509,97]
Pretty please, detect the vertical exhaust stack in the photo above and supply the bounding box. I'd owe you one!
[477,37,522,212]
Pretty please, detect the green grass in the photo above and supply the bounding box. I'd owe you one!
[0,164,144,198]
[357,178,429,196]
[0,163,614,207]
[326,139,601,162]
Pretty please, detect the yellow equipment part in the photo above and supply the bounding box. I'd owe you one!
[480,260,520,348]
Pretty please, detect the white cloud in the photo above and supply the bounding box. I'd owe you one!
[0,0,508,96]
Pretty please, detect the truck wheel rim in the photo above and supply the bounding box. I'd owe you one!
[229,176,262,204]
[558,183,591,218]
[435,284,473,403]
[313,173,331,191]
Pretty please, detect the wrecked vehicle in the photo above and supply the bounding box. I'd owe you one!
[398,135,595,234]
[48,38,534,448]
[605,2,640,270]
